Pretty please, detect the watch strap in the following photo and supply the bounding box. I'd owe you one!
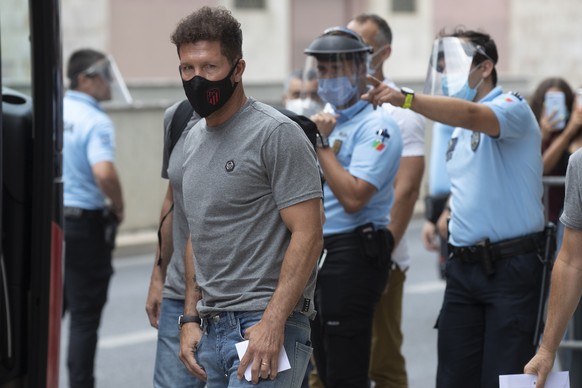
[316,132,330,149]
[178,314,201,328]
[401,88,414,109]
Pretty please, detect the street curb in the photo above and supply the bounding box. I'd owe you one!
[114,229,157,259]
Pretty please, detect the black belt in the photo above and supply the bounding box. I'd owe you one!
[64,207,104,219]
[448,231,544,276]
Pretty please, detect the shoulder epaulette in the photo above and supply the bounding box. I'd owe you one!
[508,91,523,101]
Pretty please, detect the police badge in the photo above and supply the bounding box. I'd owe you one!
[471,131,480,151]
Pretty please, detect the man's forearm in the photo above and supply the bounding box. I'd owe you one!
[317,148,375,213]
[387,156,424,246]
[262,230,322,326]
[183,238,202,316]
[93,161,124,216]
[539,244,582,354]
[155,184,174,274]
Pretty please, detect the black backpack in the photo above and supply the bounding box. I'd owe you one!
[168,99,195,156]
[274,107,318,152]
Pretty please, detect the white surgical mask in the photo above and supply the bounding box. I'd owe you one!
[285,98,324,117]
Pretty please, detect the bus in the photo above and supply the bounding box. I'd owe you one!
[1,0,64,386]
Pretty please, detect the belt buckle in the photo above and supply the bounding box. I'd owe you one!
[64,207,83,217]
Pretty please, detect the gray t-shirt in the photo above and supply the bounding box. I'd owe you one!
[560,148,582,230]
[182,98,322,318]
[160,101,200,300]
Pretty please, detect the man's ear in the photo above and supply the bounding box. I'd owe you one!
[234,59,246,82]
[380,44,392,62]
[481,59,494,79]
[76,73,93,92]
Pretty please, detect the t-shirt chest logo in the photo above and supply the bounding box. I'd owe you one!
[225,160,235,172]
[207,88,220,105]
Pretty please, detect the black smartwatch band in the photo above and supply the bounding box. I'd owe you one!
[178,314,201,329]
[316,132,330,149]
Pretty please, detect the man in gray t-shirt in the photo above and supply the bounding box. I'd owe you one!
[173,7,323,387]
[525,147,582,387]
[145,101,204,387]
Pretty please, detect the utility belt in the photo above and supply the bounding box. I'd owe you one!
[321,223,394,271]
[448,230,546,276]
[64,206,104,219]
[64,206,119,250]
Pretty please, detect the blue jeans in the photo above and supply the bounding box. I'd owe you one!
[197,311,312,387]
[154,297,205,388]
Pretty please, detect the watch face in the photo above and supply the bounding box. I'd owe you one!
[401,87,414,95]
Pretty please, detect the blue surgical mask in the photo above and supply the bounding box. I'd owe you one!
[441,65,483,101]
[317,76,358,107]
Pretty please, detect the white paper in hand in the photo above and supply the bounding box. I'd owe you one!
[499,371,569,388]
[235,340,291,382]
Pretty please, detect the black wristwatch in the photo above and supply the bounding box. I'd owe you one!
[400,87,415,109]
[316,132,330,149]
[178,314,201,329]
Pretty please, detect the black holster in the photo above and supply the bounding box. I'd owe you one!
[355,223,394,270]
[103,209,119,250]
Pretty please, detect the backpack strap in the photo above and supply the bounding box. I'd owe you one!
[168,99,194,155]
[157,100,193,267]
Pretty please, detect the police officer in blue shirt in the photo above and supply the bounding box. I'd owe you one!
[63,49,124,388]
[306,27,402,387]
[364,29,546,388]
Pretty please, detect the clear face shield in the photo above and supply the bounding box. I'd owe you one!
[304,52,369,109]
[423,37,487,98]
[284,66,324,117]
[82,55,133,104]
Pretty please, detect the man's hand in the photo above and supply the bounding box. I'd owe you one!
[436,208,450,240]
[145,267,164,328]
[236,319,285,384]
[523,347,556,388]
[310,112,337,137]
[179,323,207,382]
[361,75,403,109]
[421,221,440,251]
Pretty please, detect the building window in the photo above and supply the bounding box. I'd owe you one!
[235,0,266,9]
[392,0,416,13]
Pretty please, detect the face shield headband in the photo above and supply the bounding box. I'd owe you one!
[423,37,493,98]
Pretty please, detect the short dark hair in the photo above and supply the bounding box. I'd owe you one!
[284,68,318,93]
[170,6,243,64]
[529,77,574,123]
[67,49,106,90]
[353,13,392,46]
[442,27,499,86]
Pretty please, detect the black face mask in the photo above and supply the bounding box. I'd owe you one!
[181,60,239,118]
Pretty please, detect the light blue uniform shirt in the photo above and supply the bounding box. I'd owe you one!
[446,86,544,246]
[63,90,116,209]
[323,100,402,235]
[428,122,454,196]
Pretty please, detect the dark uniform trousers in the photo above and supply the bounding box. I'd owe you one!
[311,230,392,388]
[63,210,114,388]
[436,250,543,388]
